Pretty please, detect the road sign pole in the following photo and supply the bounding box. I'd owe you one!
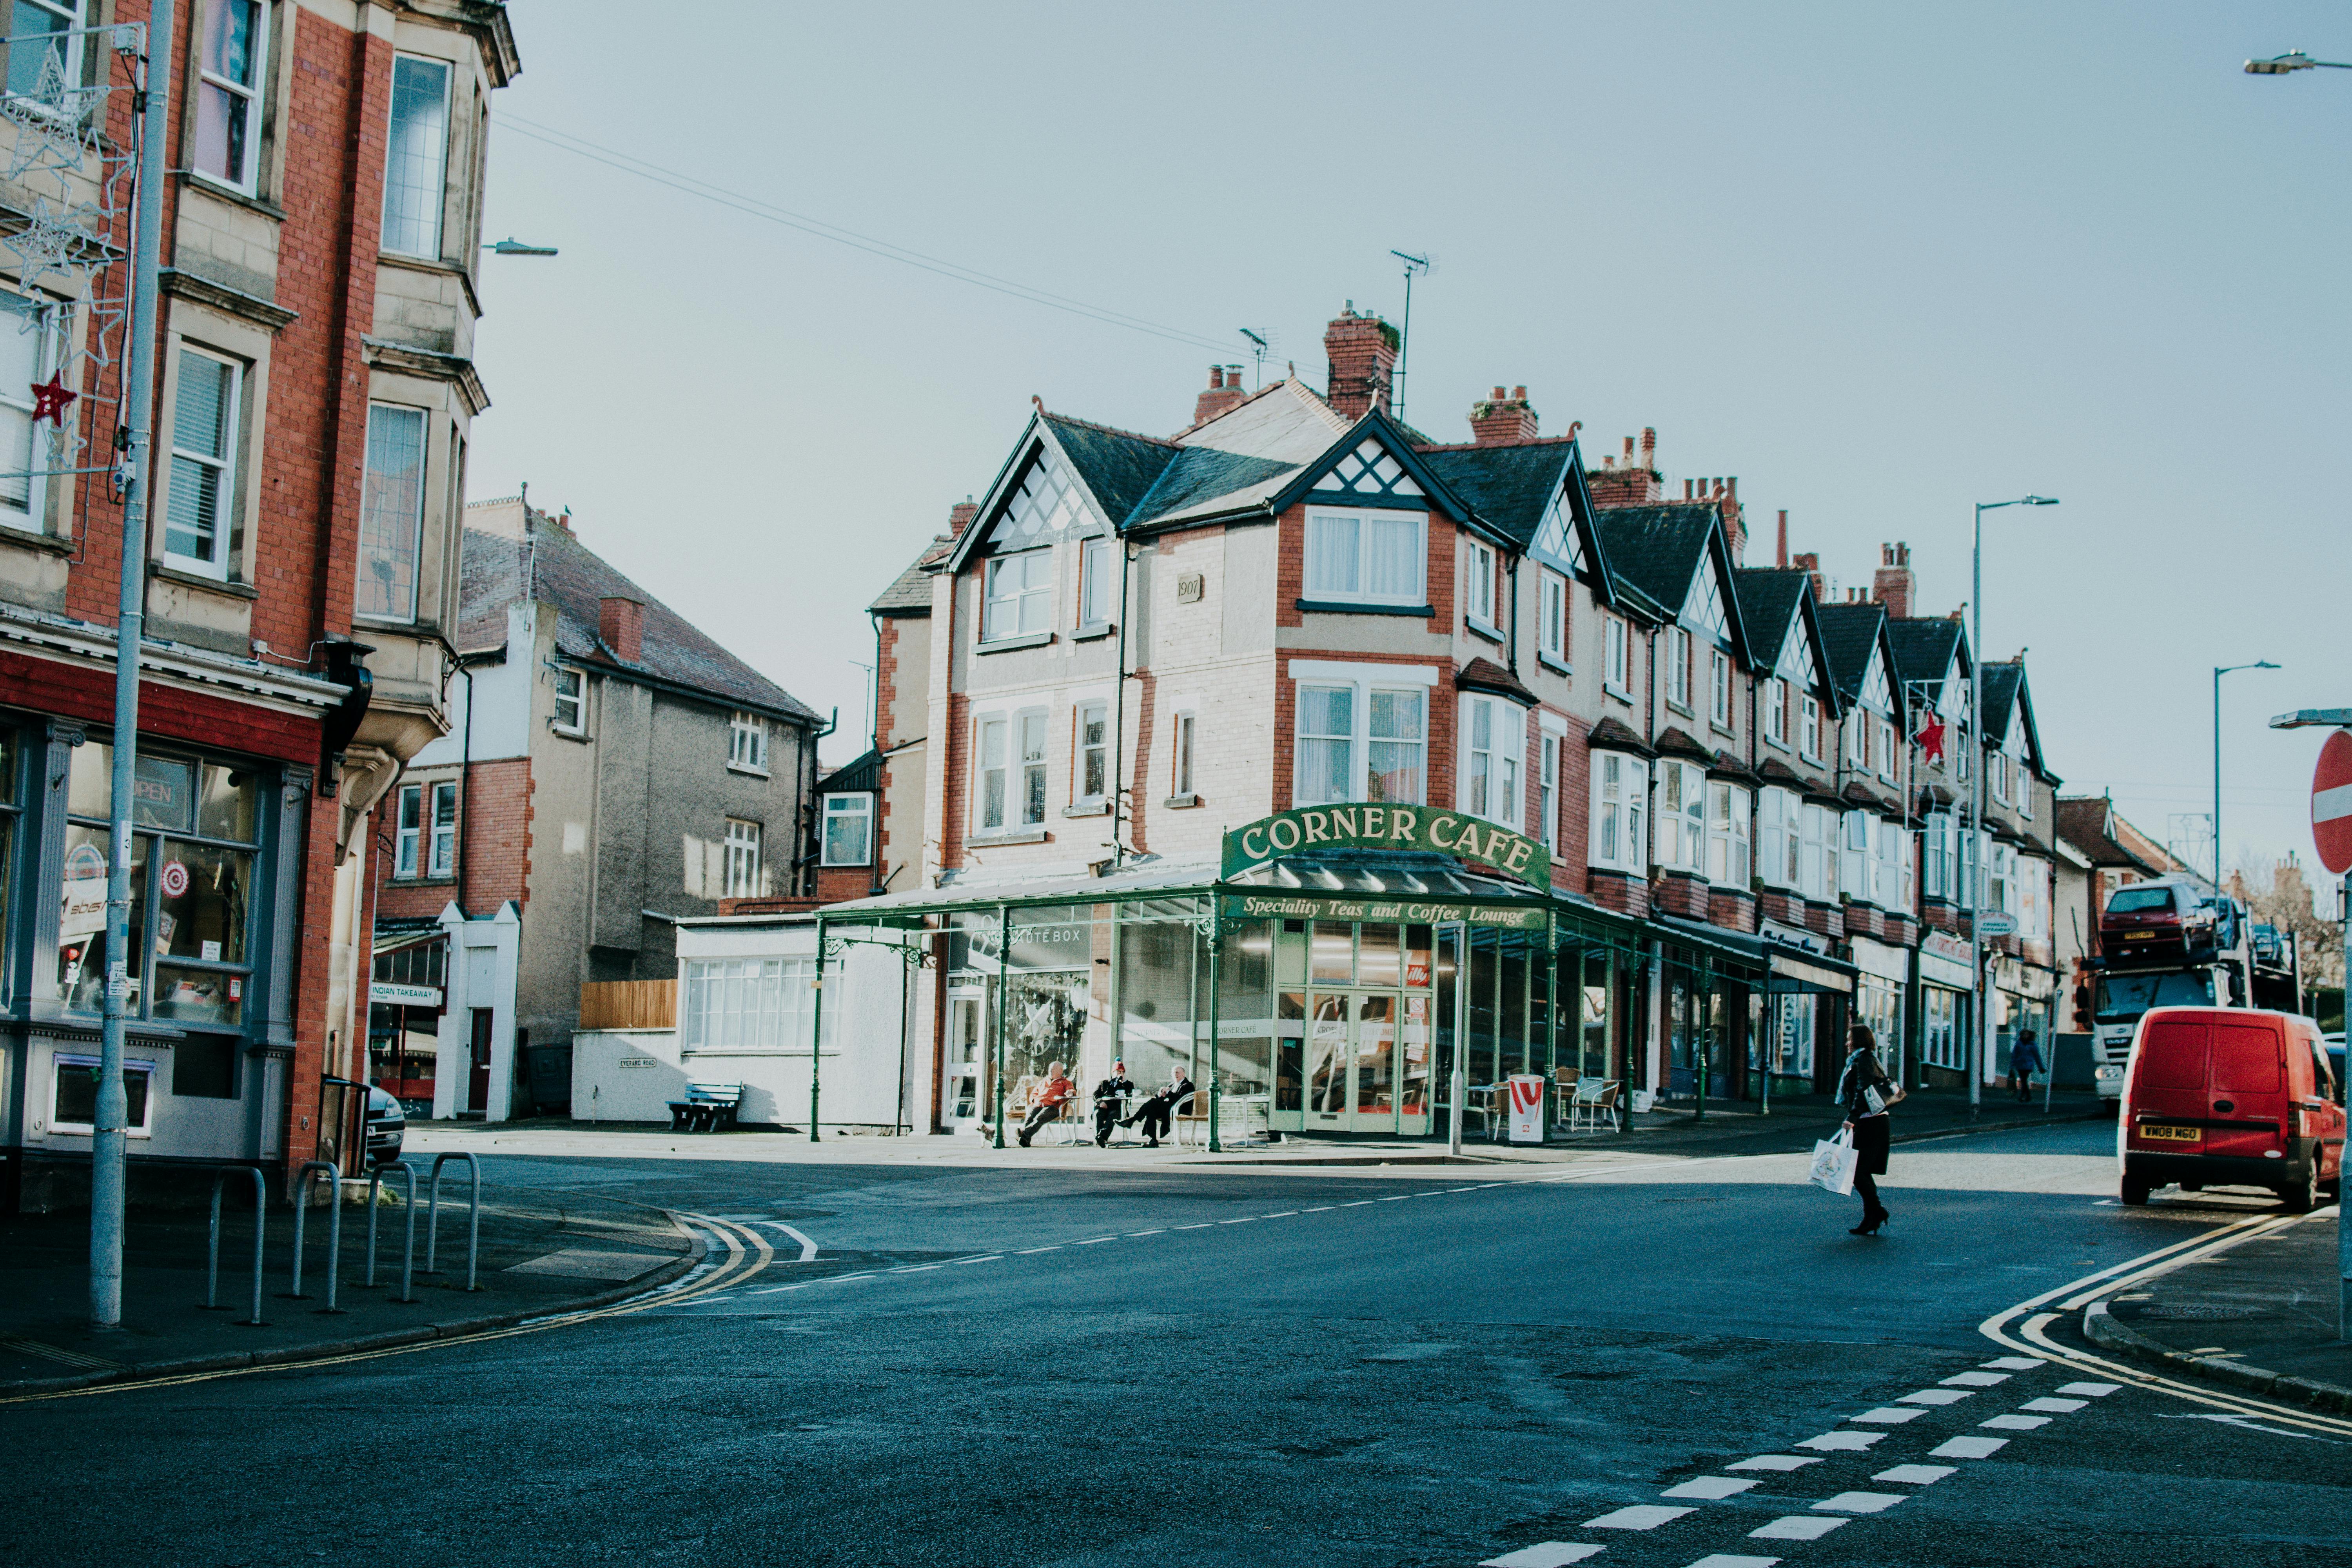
[2341,870,2349,1343]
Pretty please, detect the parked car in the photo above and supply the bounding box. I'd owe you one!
[2118,1007,2346,1210]
[2099,881,2218,958]
[365,1085,407,1166]
[2327,1033,2346,1106]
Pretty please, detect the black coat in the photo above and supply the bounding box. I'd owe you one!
[1835,1047,1892,1176]
[1092,1075,1134,1107]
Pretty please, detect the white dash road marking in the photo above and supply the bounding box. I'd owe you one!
[1873,1465,1956,1485]
[950,1256,1001,1265]
[1380,1195,1412,1202]
[1813,1492,1906,1514]
[1686,1557,1784,1568]
[1479,1545,1606,1568]
[1585,1505,1693,1530]
[1898,1388,1973,1405]
[749,1284,809,1295]
[1794,1431,1883,1451]
[1982,1356,2046,1370]
[1447,1187,1483,1193]
[1262,1212,1299,1219]
[753,1221,820,1262]
[2056,1381,2121,1397]
[1942,1370,2011,1387]
[1727,1455,1822,1472]
[1662,1476,1759,1500]
[1980,1414,2049,1430]
[1074,1237,1119,1245]
[1015,1247,1063,1255]
[1221,1217,1258,1225]
[820,1273,876,1283]
[889,1265,944,1274]
[1173,1223,1215,1230]
[1340,1201,1376,1208]
[1301,1206,1336,1213]
[1850,1407,1926,1424]
[2021,1396,2087,1413]
[1127,1230,1166,1237]
[1751,1516,1845,1540]
[1931,1436,2009,1459]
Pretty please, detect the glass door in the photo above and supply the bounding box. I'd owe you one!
[1306,993,1349,1126]
[945,989,985,1132]
[1354,995,1396,1131]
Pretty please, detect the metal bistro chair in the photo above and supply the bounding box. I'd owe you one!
[1582,1080,1624,1134]
[1463,1083,1505,1142]
[1550,1067,1581,1128]
[1168,1090,1206,1150]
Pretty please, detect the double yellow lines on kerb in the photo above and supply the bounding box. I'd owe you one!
[1980,1206,2352,1439]
[0,1211,775,1406]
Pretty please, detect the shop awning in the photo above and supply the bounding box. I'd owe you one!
[1651,916,1857,995]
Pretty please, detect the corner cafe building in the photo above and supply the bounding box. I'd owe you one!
[817,802,1854,1147]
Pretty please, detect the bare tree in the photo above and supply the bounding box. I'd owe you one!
[2227,854,2344,990]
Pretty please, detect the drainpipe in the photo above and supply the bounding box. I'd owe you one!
[1505,546,1521,675]
[1111,535,1133,866]
[455,659,475,918]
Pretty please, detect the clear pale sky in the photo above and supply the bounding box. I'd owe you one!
[469,2,2352,887]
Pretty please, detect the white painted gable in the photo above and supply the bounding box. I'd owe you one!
[1323,437,1425,500]
[1857,647,1892,715]
[994,443,1098,546]
[1681,551,1731,647]
[1775,622,1823,693]
[1532,483,1588,575]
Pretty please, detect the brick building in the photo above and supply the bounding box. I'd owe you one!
[0,1,517,1207]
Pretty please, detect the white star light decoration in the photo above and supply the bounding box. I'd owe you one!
[0,53,104,181]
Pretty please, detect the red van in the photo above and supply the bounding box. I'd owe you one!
[2119,1007,2345,1210]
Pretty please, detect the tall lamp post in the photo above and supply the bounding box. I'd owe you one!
[2213,662,2281,891]
[1970,496,2058,1119]
[2244,50,2352,75]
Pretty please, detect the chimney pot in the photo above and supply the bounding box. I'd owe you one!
[1640,427,1656,468]
[1193,361,1248,426]
[1776,509,1788,568]
[599,596,647,664]
[949,497,979,536]
[1622,436,1635,458]
[1468,383,1538,445]
[1511,385,1526,400]
[1492,386,1507,400]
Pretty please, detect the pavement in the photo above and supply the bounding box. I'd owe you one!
[0,1174,697,1396]
[2086,1200,2350,1412]
[6,1117,2347,1566]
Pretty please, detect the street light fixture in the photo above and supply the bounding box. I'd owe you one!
[2213,661,2281,892]
[2245,51,2352,74]
[1970,495,2058,1119]
[483,236,560,256]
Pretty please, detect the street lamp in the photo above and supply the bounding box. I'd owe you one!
[483,237,560,256]
[1970,496,2058,1118]
[2213,661,2281,891]
[2245,51,2352,74]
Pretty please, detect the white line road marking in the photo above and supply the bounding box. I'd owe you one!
[749,1284,807,1295]
[1447,1187,1482,1193]
[1015,1247,1062,1254]
[890,1265,943,1273]
[1750,1516,1844,1540]
[1898,1388,1972,1405]
[1262,1211,1299,1218]
[820,1272,876,1283]
[2020,1397,2087,1413]
[950,1256,1001,1265]
[1479,1545,1606,1568]
[1127,1230,1166,1237]
[1585,1505,1693,1530]
[1930,1436,2009,1459]
[1662,1476,1759,1500]
[1301,1206,1336,1212]
[1980,1414,2049,1430]
[1793,1432,1883,1451]
[1849,1407,1926,1424]
[1173,1223,1214,1230]
[2158,1412,2343,1443]
[1340,1201,1376,1208]
[1941,1371,2010,1387]
[1873,1465,1956,1485]
[2055,1382,2120,1397]
[1074,1237,1119,1245]
[1221,1217,1257,1225]
[1685,1557,1783,1568]
[1813,1492,1906,1514]
[753,1221,819,1261]
[1981,1356,2045,1370]
[1380,1195,1412,1202]
[1726,1455,1822,1472]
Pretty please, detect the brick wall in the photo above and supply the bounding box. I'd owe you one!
[369,757,533,920]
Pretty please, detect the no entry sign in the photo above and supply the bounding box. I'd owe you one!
[2312,730,2352,875]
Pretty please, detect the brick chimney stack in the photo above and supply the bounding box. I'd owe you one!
[1872,541,1915,621]
[1469,385,1538,445]
[1792,552,1826,602]
[1323,302,1397,420]
[1719,476,1744,563]
[599,596,646,664]
[1776,509,1789,568]
[948,496,978,536]
[1193,364,1247,427]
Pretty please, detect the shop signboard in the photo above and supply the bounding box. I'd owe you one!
[1221,804,1550,887]
[1218,893,1546,930]
[370,982,443,1008]
[1507,1074,1545,1143]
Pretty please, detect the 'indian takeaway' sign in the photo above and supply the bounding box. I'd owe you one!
[1220,803,1551,887]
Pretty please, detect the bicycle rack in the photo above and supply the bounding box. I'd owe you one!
[203,1165,268,1327]
[362,1159,419,1304]
[283,1160,346,1313]
[424,1151,482,1291]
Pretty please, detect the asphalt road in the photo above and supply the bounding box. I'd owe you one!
[4,1121,2346,1567]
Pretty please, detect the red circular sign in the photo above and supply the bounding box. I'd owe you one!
[160,860,189,899]
[2312,730,2352,875]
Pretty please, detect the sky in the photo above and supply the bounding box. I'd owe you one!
[468,1,2352,891]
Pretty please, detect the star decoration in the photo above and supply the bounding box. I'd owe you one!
[1913,714,1947,764]
[30,371,74,426]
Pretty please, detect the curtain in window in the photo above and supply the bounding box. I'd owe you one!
[1708,784,1750,886]
[1296,686,1352,805]
[1019,713,1047,825]
[1368,690,1422,804]
[1306,515,1359,597]
[1364,515,1419,599]
[1841,811,1872,901]
[383,56,451,258]
[356,405,426,619]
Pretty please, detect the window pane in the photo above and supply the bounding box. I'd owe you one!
[1307,515,1358,597]
[383,55,450,258]
[6,0,72,98]
[356,405,426,619]
[58,824,144,1013]
[193,1,260,183]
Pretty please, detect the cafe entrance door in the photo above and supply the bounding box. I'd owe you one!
[1290,989,1431,1137]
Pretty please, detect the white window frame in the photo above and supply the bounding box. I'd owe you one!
[983,549,1054,642]
[1303,508,1426,608]
[1991,746,2011,805]
[1603,616,1629,695]
[192,0,270,195]
[1840,809,1873,902]
[680,956,839,1054]
[820,793,873,867]
[1286,661,1438,808]
[49,1053,154,1138]
[1706,780,1750,888]
[1172,709,1196,798]
[1464,538,1497,629]
[1709,649,1731,728]
[0,292,62,535]
[1762,677,1788,748]
[394,783,423,878]
[550,666,585,736]
[1539,731,1560,854]
[427,779,457,878]
[162,344,242,579]
[1458,693,1524,829]
[5,2,83,111]
[1653,758,1706,875]
[1877,719,1897,782]
[1666,626,1691,710]
[1075,699,1110,805]
[1539,570,1567,664]
[722,818,762,898]
[1756,785,1798,891]
[976,715,1009,832]
[1079,535,1116,626]
[1590,752,1648,875]
[1799,694,1822,762]
[728,711,768,775]
[1923,810,1952,900]
[1017,709,1049,826]
[1798,801,1834,901]
[355,402,427,622]
[1874,817,1906,911]
[382,52,452,261]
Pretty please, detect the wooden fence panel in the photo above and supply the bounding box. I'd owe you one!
[578,979,677,1031]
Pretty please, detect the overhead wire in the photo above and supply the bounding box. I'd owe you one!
[493,113,1241,357]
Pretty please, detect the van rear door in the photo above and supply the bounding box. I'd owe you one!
[2130,1014,2210,1149]
[2206,1018,2287,1160]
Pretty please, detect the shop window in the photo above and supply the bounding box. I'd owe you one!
[821,793,872,867]
[51,1054,153,1136]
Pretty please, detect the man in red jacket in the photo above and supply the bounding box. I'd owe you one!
[1016,1062,1075,1147]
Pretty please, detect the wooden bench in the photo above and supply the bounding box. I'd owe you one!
[667,1082,743,1132]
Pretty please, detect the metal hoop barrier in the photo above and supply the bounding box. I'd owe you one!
[425,1151,482,1291]
[285,1160,347,1313]
[203,1165,268,1327]
[363,1159,419,1304]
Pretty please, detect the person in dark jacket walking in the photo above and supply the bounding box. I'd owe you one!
[1836,1024,1896,1235]
[2010,1030,2043,1103]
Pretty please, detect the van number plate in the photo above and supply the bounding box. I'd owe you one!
[2138,1123,2201,1143]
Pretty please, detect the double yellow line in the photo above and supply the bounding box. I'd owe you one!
[1979,1207,2352,1438]
[0,1211,774,1406]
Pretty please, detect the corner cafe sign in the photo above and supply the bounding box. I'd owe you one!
[1220,803,1552,887]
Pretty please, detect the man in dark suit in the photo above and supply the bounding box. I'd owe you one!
[1123,1065,1196,1148]
[1092,1060,1136,1147]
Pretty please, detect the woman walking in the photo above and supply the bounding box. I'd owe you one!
[1836,1024,1896,1236]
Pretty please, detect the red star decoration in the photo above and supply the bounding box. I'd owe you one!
[1913,715,1947,764]
[29,371,74,426]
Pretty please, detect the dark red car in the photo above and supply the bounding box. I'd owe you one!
[2099,881,2217,958]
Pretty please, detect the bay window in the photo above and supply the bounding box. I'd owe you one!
[1295,686,1354,806]
[1923,810,1953,900]
[1539,570,1567,664]
[984,550,1054,641]
[1798,802,1834,900]
[1653,759,1706,875]
[1294,670,1428,807]
[1840,810,1873,901]
[1460,693,1523,828]
[383,54,452,260]
[1304,508,1424,606]
[1706,782,1751,887]
[1874,817,1907,911]
[1590,753,1648,875]
[355,403,426,621]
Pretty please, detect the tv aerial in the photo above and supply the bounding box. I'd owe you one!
[1390,250,1434,423]
[1239,328,1275,388]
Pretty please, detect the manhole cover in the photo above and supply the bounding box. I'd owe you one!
[2135,1303,2261,1321]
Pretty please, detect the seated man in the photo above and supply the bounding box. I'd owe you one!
[1092,1059,1136,1148]
[1016,1062,1075,1147]
[1122,1065,1196,1148]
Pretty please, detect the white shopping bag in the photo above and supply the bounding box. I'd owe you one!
[1809,1129,1858,1196]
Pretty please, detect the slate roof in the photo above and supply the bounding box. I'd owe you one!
[1980,661,2024,736]
[1811,601,1887,702]
[2055,796,2165,874]
[1589,503,1718,613]
[1416,440,1576,546]
[1587,716,1653,756]
[1040,414,1176,526]
[1886,617,1967,695]
[1732,570,1810,661]
[870,535,952,615]
[458,510,817,722]
[818,748,882,796]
